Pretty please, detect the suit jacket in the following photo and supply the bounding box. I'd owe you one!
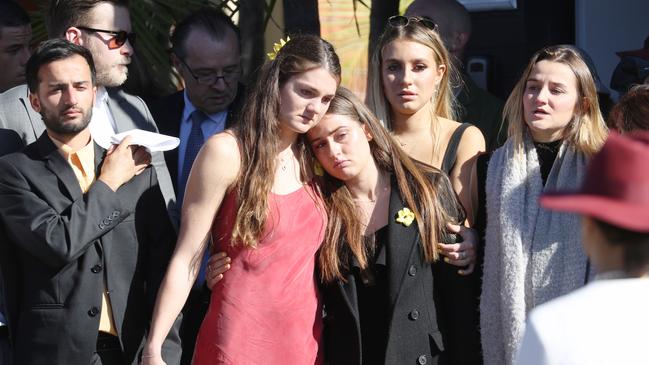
[149,87,244,194]
[0,128,22,360]
[0,133,181,365]
[321,176,482,365]
[0,84,179,229]
[457,73,506,152]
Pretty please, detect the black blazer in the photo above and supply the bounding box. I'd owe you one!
[149,87,244,193]
[0,133,181,365]
[321,176,482,365]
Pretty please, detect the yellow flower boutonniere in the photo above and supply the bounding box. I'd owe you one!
[396,207,415,227]
[314,161,324,176]
[267,36,291,60]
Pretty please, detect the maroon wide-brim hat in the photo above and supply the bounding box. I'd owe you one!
[540,131,649,233]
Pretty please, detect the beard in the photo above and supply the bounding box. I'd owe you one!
[95,62,129,87]
[40,106,93,136]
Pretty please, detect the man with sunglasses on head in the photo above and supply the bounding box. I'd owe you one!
[148,8,244,364]
[0,0,178,228]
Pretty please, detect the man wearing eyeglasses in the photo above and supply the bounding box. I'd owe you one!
[148,8,243,365]
[0,0,177,228]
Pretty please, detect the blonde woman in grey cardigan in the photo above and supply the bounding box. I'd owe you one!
[480,45,608,365]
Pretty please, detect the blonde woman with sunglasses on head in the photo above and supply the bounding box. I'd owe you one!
[367,16,485,275]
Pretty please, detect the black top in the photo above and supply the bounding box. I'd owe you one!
[353,224,389,365]
[534,140,561,185]
[441,123,472,174]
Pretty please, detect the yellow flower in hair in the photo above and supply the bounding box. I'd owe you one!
[267,36,291,60]
[314,161,324,176]
[396,207,415,227]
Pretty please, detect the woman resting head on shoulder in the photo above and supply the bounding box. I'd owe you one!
[481,45,608,365]
[307,87,482,365]
[143,35,340,365]
[366,15,485,225]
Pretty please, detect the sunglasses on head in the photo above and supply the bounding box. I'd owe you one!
[77,26,136,49]
[387,15,438,31]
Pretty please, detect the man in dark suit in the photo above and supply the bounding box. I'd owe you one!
[0,0,178,228]
[0,129,21,365]
[0,39,180,365]
[407,0,506,151]
[148,9,243,364]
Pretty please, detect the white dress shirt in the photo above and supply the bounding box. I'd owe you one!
[89,87,118,149]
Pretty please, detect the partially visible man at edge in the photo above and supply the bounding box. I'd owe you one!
[0,0,32,93]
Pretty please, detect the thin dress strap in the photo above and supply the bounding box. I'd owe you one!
[441,123,472,174]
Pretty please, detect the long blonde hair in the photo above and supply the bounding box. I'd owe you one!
[504,45,607,156]
[231,35,341,248]
[366,17,458,161]
[316,87,464,283]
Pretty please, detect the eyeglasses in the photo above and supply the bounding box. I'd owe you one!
[387,15,438,32]
[174,53,240,86]
[77,26,136,49]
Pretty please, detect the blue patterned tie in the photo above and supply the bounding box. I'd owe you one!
[178,110,206,207]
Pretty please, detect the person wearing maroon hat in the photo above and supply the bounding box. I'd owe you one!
[515,132,649,364]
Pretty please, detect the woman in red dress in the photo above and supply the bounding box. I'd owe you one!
[142,35,341,365]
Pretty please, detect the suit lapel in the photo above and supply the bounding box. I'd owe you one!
[94,142,112,269]
[36,133,83,200]
[386,178,420,309]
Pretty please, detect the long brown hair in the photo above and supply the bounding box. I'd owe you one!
[316,87,463,282]
[504,45,608,157]
[230,35,341,248]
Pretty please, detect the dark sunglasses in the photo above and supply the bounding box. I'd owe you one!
[387,15,438,31]
[77,26,136,49]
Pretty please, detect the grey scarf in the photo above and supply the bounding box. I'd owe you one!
[481,134,590,365]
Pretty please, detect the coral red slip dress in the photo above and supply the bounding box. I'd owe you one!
[192,183,326,365]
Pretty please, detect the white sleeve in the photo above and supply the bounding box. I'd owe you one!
[515,317,550,365]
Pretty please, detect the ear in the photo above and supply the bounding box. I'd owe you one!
[29,91,41,113]
[361,123,373,141]
[65,27,84,46]
[435,63,447,88]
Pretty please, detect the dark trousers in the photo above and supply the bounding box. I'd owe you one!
[90,333,123,365]
[180,286,210,365]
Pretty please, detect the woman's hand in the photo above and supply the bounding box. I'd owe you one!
[205,252,231,290]
[438,223,477,275]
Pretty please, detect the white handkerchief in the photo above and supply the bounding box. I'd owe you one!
[110,129,180,152]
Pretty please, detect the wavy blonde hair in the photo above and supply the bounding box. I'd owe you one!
[504,45,608,156]
[316,87,464,282]
[231,35,341,248]
[366,17,458,158]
